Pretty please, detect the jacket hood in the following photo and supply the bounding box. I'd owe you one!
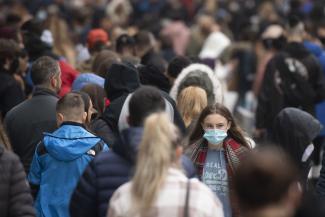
[169,63,223,105]
[72,73,104,91]
[273,107,322,164]
[43,124,101,161]
[112,127,143,163]
[104,63,140,101]
[138,64,171,93]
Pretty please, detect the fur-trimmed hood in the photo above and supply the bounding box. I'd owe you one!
[169,63,223,105]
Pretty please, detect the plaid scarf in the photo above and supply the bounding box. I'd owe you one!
[186,137,250,217]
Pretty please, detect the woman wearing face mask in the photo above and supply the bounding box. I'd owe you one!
[186,103,251,217]
[107,113,224,217]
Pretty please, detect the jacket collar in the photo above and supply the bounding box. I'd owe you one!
[60,121,86,129]
[32,86,59,98]
[112,127,143,164]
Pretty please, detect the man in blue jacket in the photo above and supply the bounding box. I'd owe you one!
[70,86,196,217]
[28,92,108,217]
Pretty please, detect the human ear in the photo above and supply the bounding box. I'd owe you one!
[82,112,88,123]
[56,113,64,127]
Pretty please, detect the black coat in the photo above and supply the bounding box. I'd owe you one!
[70,127,196,217]
[0,145,35,217]
[256,42,325,131]
[4,87,58,173]
[0,70,25,117]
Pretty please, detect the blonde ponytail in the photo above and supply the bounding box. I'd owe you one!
[131,112,180,215]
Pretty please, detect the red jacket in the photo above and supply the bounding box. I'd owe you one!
[58,60,79,97]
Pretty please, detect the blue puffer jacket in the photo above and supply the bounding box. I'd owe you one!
[69,127,196,217]
[304,41,325,136]
[28,122,108,217]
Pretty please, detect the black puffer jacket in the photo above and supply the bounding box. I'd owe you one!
[0,145,35,217]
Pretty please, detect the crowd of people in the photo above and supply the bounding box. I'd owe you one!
[1,0,325,217]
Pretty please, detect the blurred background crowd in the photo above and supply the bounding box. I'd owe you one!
[1,1,325,217]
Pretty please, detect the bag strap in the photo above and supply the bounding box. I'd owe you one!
[184,179,191,217]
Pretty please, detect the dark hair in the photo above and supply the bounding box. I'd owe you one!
[138,64,171,93]
[133,31,152,49]
[0,39,20,69]
[116,34,136,54]
[31,56,60,85]
[92,50,120,78]
[81,84,105,116]
[167,56,192,78]
[56,92,85,120]
[234,146,299,211]
[262,35,287,50]
[288,15,302,29]
[71,91,91,113]
[128,86,165,127]
[189,103,250,147]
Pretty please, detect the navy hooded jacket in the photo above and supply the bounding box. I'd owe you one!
[70,127,196,217]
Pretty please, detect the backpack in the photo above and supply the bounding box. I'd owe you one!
[273,53,316,108]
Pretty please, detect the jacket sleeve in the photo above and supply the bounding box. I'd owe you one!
[310,57,325,103]
[70,159,98,217]
[27,146,43,199]
[9,152,35,217]
[316,150,325,199]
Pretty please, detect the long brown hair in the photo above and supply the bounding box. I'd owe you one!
[189,103,250,148]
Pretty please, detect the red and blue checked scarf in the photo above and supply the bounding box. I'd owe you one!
[186,137,250,217]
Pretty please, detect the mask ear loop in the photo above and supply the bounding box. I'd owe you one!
[301,143,314,162]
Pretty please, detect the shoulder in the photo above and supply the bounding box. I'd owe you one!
[91,150,131,173]
[225,137,249,148]
[0,148,20,163]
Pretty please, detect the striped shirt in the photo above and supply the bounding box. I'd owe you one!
[107,168,224,217]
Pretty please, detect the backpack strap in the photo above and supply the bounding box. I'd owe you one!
[87,140,105,157]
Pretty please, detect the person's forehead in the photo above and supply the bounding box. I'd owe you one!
[203,114,227,123]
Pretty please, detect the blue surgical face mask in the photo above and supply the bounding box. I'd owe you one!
[203,129,228,145]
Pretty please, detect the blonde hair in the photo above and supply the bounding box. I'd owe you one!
[177,86,208,127]
[131,113,180,215]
